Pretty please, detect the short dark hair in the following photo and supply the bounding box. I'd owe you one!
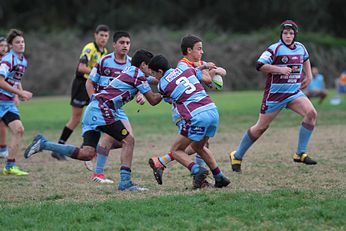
[95,24,110,33]
[148,55,171,73]
[113,31,130,43]
[7,29,23,44]
[131,49,153,68]
[0,37,6,43]
[181,35,202,55]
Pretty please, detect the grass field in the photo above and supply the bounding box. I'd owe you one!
[0,91,345,230]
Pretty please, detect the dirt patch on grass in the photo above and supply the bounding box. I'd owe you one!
[0,124,345,205]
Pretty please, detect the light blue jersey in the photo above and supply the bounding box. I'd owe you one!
[158,66,218,141]
[82,66,152,134]
[0,50,27,102]
[257,40,309,113]
[89,53,132,92]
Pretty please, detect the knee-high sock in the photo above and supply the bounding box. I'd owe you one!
[195,154,207,167]
[58,126,73,144]
[158,152,174,166]
[43,141,78,157]
[120,165,131,182]
[95,145,110,174]
[212,166,223,180]
[297,122,314,155]
[235,129,257,160]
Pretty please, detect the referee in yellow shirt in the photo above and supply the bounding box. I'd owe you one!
[52,25,109,160]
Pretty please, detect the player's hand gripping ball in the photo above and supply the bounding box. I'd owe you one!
[212,74,223,90]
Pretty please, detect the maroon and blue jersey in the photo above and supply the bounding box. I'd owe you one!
[158,66,216,121]
[89,52,132,93]
[94,66,151,110]
[0,50,27,101]
[258,40,309,113]
[258,40,309,102]
[82,66,152,132]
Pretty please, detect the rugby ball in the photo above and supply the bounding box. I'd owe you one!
[212,74,223,90]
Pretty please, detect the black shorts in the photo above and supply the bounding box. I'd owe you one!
[70,78,90,108]
[1,112,20,126]
[82,121,129,148]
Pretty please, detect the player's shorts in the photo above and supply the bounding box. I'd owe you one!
[70,77,90,108]
[82,121,129,148]
[0,101,20,125]
[81,100,129,135]
[177,108,219,141]
[261,91,305,114]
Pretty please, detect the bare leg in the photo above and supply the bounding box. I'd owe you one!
[7,120,24,160]
[0,121,7,147]
[119,121,134,168]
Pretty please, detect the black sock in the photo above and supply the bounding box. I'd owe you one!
[58,126,73,144]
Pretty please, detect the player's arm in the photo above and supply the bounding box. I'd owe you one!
[0,75,32,100]
[77,45,94,75]
[209,67,227,77]
[85,78,95,97]
[143,91,162,106]
[258,63,291,75]
[196,65,213,84]
[135,92,146,105]
[77,59,91,74]
[301,59,312,89]
[146,76,159,85]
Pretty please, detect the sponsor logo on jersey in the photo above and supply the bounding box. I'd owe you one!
[281,56,289,63]
[165,68,183,82]
[104,69,111,75]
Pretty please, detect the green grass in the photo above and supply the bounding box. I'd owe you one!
[0,190,345,231]
[19,91,346,136]
[2,91,346,230]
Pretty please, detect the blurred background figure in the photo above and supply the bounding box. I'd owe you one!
[330,70,346,105]
[305,66,328,104]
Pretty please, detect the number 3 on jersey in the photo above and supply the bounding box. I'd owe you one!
[176,76,196,94]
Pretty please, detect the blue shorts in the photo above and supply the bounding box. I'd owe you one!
[177,108,219,141]
[337,84,346,94]
[0,101,20,118]
[262,91,305,114]
[82,101,129,135]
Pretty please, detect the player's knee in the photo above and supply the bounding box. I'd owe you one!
[12,125,24,137]
[306,109,317,122]
[78,147,96,161]
[122,133,134,146]
[84,150,96,161]
[190,142,204,153]
[257,125,269,135]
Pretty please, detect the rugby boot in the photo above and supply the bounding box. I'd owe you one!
[230,151,242,172]
[293,153,317,165]
[3,166,28,176]
[192,167,209,189]
[24,134,46,159]
[92,173,114,184]
[148,156,165,185]
[214,175,231,188]
[118,181,148,191]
